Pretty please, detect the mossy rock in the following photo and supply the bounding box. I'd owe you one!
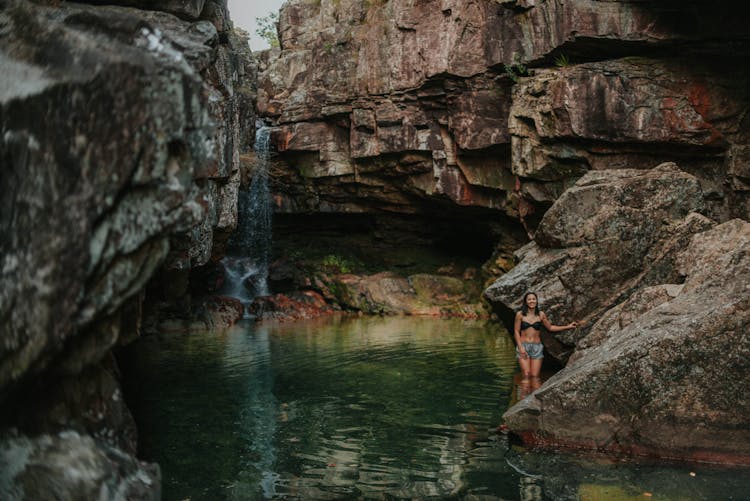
[409,274,467,305]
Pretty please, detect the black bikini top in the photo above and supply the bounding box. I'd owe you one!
[520,319,543,330]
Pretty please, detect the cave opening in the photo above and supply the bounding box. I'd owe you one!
[270,209,518,284]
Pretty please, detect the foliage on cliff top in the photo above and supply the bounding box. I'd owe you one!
[255,11,279,48]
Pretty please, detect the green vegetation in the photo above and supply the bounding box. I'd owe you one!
[321,254,356,273]
[255,11,280,48]
[503,54,528,83]
[554,52,571,67]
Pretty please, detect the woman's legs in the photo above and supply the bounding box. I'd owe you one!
[530,358,543,378]
[517,353,531,377]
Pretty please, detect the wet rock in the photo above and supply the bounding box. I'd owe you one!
[503,219,750,463]
[150,295,244,333]
[197,295,244,330]
[0,429,160,501]
[249,291,335,322]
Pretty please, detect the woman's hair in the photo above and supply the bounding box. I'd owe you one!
[521,292,540,315]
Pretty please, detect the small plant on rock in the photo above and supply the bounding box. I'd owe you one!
[554,52,571,67]
[503,53,528,83]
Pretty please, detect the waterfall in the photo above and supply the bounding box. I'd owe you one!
[221,122,273,307]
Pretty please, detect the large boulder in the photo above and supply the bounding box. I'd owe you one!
[0,430,160,500]
[503,218,750,463]
[0,0,251,396]
[484,162,710,361]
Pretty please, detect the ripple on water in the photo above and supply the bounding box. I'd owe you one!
[120,315,750,501]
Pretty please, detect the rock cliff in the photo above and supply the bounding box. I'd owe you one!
[258,0,750,462]
[0,0,254,496]
[258,0,750,224]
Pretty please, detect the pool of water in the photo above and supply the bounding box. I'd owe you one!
[120,316,750,500]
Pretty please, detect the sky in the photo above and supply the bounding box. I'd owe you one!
[228,0,286,52]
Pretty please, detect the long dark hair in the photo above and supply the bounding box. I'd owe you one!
[521,292,540,315]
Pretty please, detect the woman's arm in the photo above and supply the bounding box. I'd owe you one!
[541,312,577,332]
[514,312,526,356]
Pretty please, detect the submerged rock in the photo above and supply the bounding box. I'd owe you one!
[249,291,335,322]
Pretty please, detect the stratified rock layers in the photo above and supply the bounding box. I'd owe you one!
[259,0,750,221]
[0,0,254,496]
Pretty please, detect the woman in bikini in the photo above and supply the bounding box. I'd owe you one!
[514,292,577,379]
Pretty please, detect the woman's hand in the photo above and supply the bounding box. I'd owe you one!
[569,321,578,329]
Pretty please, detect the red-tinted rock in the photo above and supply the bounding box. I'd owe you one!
[249,291,335,322]
[259,0,750,224]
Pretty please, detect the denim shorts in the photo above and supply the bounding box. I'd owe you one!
[516,342,544,359]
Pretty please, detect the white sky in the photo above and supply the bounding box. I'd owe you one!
[228,0,286,52]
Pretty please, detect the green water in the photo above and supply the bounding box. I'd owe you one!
[120,316,750,500]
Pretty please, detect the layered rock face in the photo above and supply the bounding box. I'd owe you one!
[258,0,750,223]
[0,0,254,496]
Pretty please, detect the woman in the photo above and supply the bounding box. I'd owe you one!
[514,292,577,378]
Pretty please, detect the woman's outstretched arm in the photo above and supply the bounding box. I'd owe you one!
[541,312,577,332]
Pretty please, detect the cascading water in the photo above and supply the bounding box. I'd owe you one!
[221,121,273,309]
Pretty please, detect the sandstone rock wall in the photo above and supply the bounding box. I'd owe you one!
[0,0,255,496]
[258,0,750,223]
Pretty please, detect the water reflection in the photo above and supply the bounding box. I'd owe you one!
[513,374,543,403]
[120,316,750,500]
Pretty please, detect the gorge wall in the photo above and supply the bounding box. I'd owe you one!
[0,0,255,496]
[258,0,750,461]
[259,0,750,225]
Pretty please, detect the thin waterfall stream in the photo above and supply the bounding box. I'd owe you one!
[221,122,273,312]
